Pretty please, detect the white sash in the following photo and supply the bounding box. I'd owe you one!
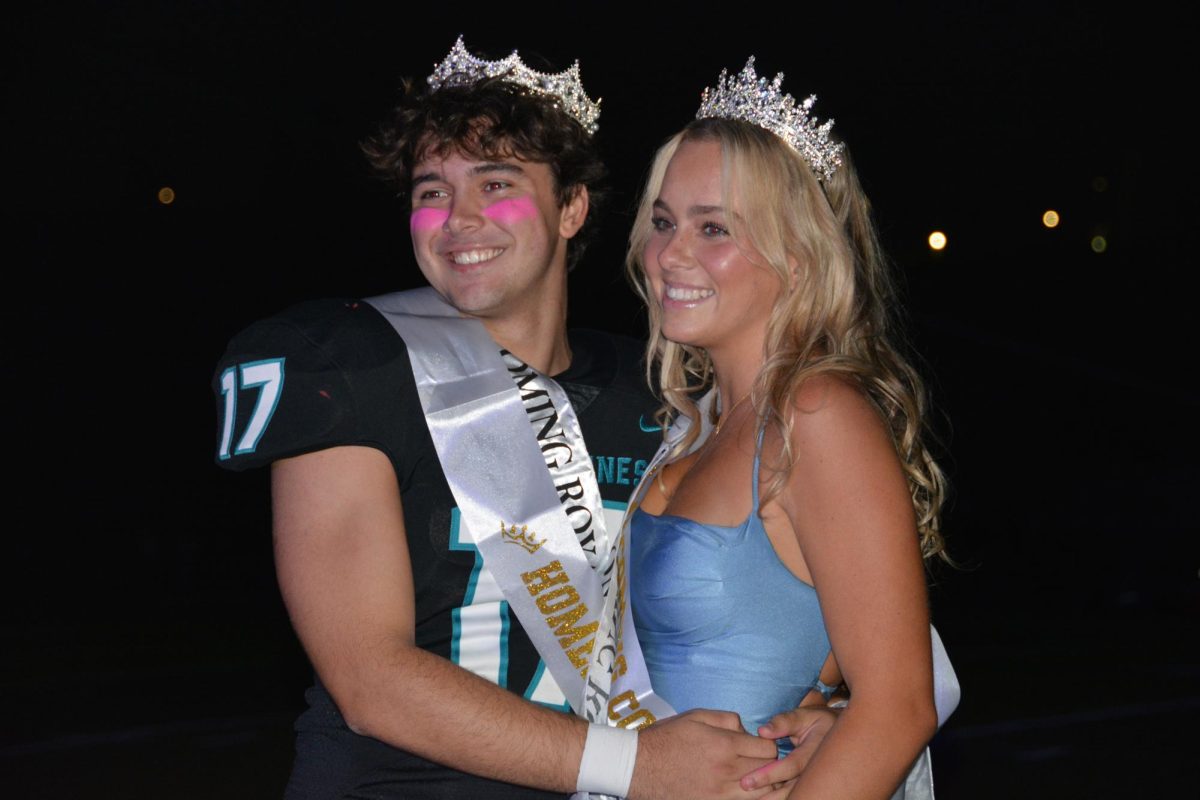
[365,288,658,721]
[583,407,695,727]
[498,350,613,568]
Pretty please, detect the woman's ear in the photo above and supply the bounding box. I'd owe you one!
[787,254,802,290]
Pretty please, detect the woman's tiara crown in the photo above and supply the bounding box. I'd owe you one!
[696,57,844,181]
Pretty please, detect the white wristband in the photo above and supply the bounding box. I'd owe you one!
[576,723,638,797]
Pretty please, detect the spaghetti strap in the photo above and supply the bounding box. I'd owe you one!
[751,426,766,511]
[629,417,831,744]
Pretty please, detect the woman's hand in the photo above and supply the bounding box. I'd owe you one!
[738,705,840,791]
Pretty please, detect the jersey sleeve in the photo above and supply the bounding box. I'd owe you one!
[212,299,413,471]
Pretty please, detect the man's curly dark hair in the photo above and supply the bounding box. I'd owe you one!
[363,78,608,271]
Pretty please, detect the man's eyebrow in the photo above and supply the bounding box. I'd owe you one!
[412,162,523,187]
[470,162,526,176]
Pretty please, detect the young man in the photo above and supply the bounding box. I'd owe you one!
[214,40,804,799]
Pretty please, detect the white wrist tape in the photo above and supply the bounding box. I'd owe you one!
[576,723,638,797]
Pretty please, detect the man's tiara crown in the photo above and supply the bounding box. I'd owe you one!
[427,36,600,136]
[696,57,843,182]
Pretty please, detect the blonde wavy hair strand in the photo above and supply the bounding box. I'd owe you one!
[626,118,948,560]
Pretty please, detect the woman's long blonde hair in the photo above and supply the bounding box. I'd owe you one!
[626,118,948,559]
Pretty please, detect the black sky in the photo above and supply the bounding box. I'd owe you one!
[3,4,1195,791]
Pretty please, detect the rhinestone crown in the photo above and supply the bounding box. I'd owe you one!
[427,36,600,136]
[696,57,843,181]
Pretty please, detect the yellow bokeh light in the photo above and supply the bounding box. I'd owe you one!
[928,231,947,251]
[158,186,176,205]
[1042,210,1060,228]
[1090,235,1107,253]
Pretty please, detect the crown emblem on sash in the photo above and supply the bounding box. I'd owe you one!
[501,522,545,554]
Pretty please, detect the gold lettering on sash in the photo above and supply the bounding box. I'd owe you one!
[613,654,628,679]
[522,561,571,595]
[614,552,628,628]
[536,586,580,613]
[608,690,638,720]
[618,709,656,729]
[522,560,600,676]
[549,604,597,649]
[566,640,596,669]
[607,689,657,730]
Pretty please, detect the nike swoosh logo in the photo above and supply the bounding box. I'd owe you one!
[639,415,661,433]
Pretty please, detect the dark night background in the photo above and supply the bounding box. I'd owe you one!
[5,2,1196,797]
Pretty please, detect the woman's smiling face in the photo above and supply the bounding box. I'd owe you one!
[642,138,783,360]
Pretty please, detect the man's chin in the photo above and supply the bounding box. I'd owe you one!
[440,288,506,319]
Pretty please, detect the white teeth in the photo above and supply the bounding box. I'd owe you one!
[451,248,504,265]
[665,285,715,301]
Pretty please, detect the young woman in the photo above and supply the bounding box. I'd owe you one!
[625,59,948,798]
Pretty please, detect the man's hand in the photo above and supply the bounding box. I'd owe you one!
[629,709,778,800]
[738,706,839,792]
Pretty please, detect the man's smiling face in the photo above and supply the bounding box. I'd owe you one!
[409,147,586,322]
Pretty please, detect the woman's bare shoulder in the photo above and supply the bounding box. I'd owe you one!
[787,374,890,449]
[774,372,909,519]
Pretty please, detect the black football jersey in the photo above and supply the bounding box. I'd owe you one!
[215,297,660,798]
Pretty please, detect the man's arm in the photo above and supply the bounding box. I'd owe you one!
[271,444,777,798]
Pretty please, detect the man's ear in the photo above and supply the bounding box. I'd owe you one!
[558,185,589,239]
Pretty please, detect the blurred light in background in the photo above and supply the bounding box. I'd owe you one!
[158,186,176,205]
[1091,235,1107,253]
[928,231,947,251]
[1042,210,1060,228]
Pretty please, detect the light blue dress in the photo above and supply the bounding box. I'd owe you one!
[630,436,833,736]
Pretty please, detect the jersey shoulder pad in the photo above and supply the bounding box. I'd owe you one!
[213,298,414,470]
